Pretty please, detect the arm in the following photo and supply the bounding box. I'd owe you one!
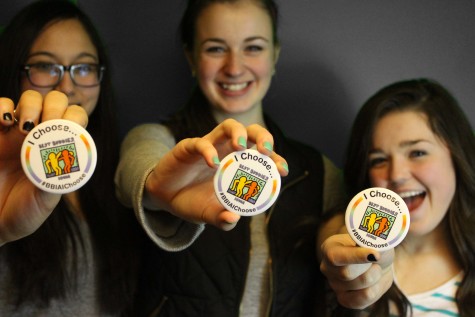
[115,119,289,251]
[0,90,87,246]
[317,158,394,309]
[319,213,395,309]
[114,123,205,251]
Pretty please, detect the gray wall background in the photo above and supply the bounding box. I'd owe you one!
[2,1,474,167]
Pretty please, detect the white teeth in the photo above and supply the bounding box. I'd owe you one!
[398,191,424,198]
[221,83,248,91]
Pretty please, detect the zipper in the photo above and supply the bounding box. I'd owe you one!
[264,170,310,316]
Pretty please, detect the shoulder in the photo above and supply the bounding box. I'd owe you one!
[124,123,173,142]
[121,123,176,152]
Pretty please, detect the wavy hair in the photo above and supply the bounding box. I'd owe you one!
[340,78,475,317]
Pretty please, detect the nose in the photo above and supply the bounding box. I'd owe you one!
[224,52,244,77]
[388,157,409,187]
[54,71,75,95]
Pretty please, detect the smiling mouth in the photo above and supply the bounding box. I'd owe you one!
[220,82,249,91]
[398,191,426,212]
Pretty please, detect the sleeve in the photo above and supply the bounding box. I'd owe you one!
[114,123,204,251]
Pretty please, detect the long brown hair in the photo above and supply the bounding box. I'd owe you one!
[165,0,280,140]
[341,78,475,316]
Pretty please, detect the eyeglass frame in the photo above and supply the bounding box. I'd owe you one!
[22,63,106,88]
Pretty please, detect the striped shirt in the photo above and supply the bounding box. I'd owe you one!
[389,271,463,317]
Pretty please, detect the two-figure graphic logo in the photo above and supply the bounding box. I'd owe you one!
[214,149,281,216]
[227,168,266,205]
[345,188,410,251]
[21,119,97,194]
[41,143,79,178]
[358,205,395,240]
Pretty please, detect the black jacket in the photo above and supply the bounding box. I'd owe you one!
[135,117,327,317]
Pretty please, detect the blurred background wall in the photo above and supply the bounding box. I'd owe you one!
[2,0,474,166]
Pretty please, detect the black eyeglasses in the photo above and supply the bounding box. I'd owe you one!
[22,63,105,88]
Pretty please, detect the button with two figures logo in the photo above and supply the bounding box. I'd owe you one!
[345,187,410,251]
[20,119,97,194]
[214,149,281,216]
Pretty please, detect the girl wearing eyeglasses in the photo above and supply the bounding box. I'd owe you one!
[0,1,144,315]
[0,1,287,316]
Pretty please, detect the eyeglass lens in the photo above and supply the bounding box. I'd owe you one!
[26,63,103,87]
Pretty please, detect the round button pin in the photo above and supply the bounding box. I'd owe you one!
[214,148,281,216]
[345,187,410,251]
[20,119,97,194]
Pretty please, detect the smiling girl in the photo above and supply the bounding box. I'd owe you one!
[321,78,475,316]
[115,0,345,316]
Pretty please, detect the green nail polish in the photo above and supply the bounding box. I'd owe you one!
[238,136,247,148]
[264,141,273,152]
[282,162,289,172]
[213,156,221,165]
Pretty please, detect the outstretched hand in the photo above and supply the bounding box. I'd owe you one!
[320,232,395,309]
[0,90,87,246]
[145,118,289,231]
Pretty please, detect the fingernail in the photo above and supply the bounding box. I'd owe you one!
[263,141,273,152]
[238,136,247,148]
[23,121,34,132]
[212,156,220,166]
[367,254,377,262]
[281,162,289,173]
[3,113,13,121]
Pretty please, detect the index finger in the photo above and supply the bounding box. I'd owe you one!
[204,118,248,151]
[321,233,381,266]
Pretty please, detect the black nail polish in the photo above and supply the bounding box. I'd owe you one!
[3,113,13,121]
[23,121,35,132]
[367,254,377,262]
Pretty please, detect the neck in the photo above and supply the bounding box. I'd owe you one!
[211,104,266,127]
[398,221,448,255]
[394,220,461,294]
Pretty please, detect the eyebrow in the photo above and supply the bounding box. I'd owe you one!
[201,36,270,45]
[369,139,429,155]
[27,51,99,61]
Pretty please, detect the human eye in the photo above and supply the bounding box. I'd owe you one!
[31,62,57,74]
[204,45,226,54]
[74,64,96,77]
[245,44,264,53]
[368,155,387,168]
[409,149,427,158]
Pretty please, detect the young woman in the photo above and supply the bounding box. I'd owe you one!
[320,78,475,316]
[115,0,345,315]
[0,1,144,315]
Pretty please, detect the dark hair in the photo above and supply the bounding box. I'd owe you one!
[179,0,279,51]
[166,0,279,139]
[0,0,142,314]
[342,78,475,316]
